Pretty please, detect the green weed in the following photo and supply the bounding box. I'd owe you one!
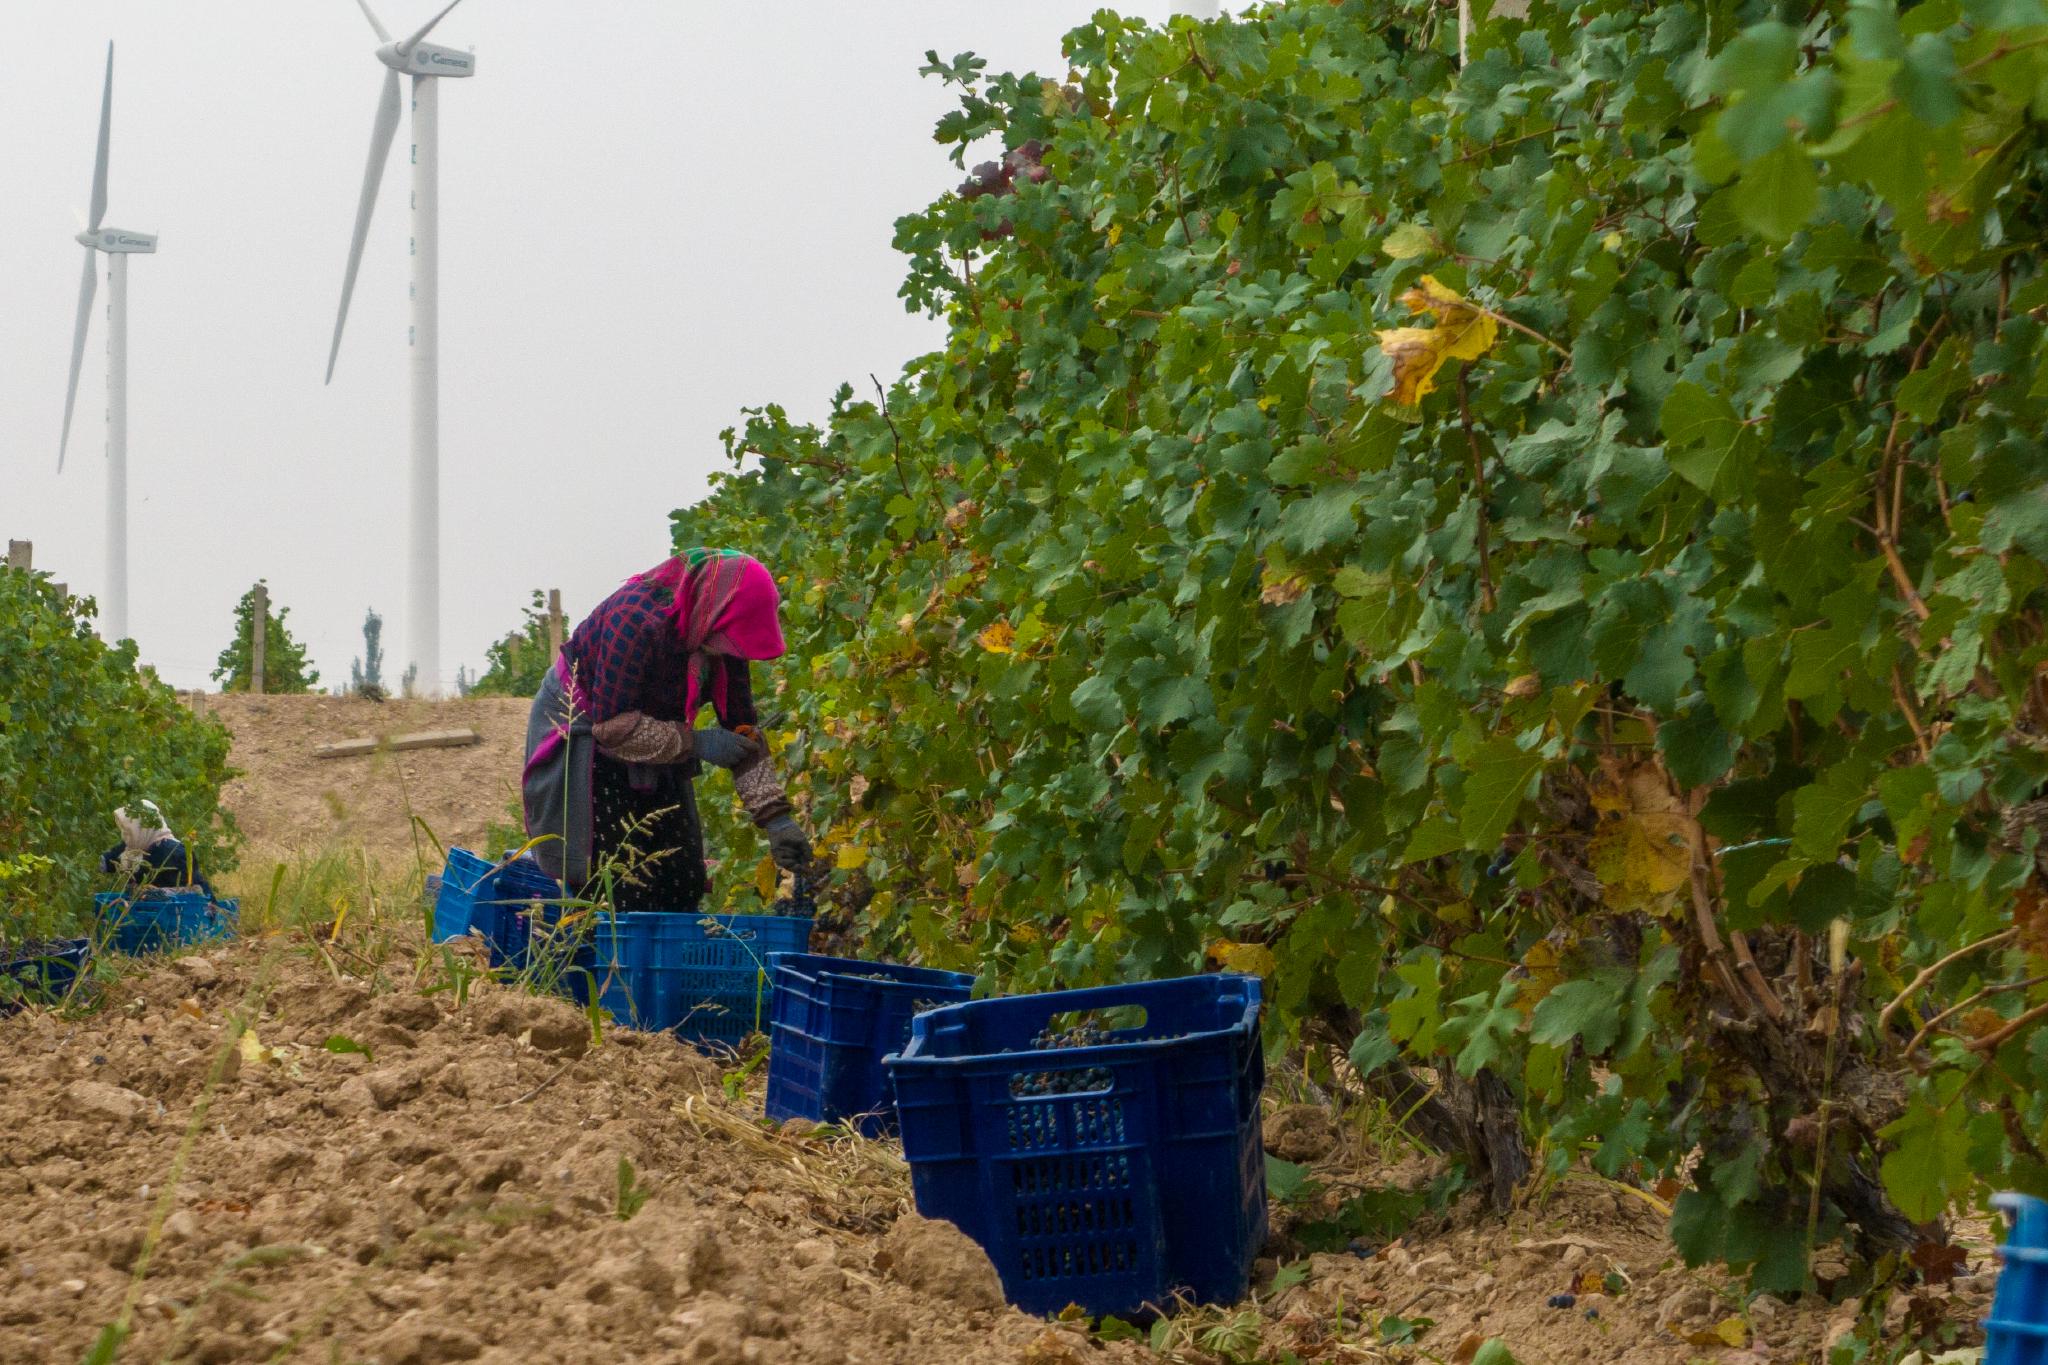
[615,1157,651,1221]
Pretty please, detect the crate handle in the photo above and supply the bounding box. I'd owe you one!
[1045,1004,1148,1038]
[1007,979,1256,1031]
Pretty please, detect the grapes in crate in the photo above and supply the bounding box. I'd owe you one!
[1008,1021,1115,1098]
[1034,1022,1112,1050]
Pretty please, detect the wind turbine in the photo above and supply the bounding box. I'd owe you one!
[59,43,156,645]
[325,0,476,696]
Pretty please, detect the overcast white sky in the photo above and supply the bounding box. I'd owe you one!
[4,1,1190,693]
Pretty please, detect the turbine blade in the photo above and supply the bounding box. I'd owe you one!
[398,0,464,55]
[325,68,401,384]
[354,0,392,43]
[89,42,112,231]
[59,248,98,472]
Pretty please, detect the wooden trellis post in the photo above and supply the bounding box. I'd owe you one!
[546,589,564,661]
[250,583,269,695]
[1459,0,1529,61]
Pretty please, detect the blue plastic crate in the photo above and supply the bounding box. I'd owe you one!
[0,938,92,1014]
[514,909,811,1050]
[496,856,561,900]
[94,890,237,955]
[430,848,560,966]
[886,974,1267,1319]
[765,953,976,1135]
[431,848,493,941]
[506,904,603,1005]
[480,856,561,964]
[1989,1193,2048,1365]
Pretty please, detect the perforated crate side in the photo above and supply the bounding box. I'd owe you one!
[1989,1193,2048,1365]
[765,954,974,1134]
[94,891,237,956]
[887,974,1265,1319]
[431,875,471,944]
[513,910,807,1048]
[0,938,91,1014]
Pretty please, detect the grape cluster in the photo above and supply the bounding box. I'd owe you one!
[1034,1022,1111,1050]
[958,140,1050,200]
[1010,1064,1116,1098]
[957,141,1051,241]
[1008,1021,1115,1097]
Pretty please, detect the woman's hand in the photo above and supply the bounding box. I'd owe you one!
[763,815,812,872]
[693,727,765,770]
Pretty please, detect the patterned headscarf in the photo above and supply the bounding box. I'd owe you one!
[113,801,172,877]
[632,549,785,718]
[114,800,171,853]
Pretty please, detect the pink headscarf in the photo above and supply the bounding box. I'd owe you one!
[633,549,785,719]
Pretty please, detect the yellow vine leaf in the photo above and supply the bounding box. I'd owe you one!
[977,620,1017,654]
[1596,756,1683,814]
[1207,940,1279,977]
[1587,761,1692,914]
[1684,1318,1749,1349]
[1260,566,1310,606]
[1380,222,1440,260]
[835,843,868,871]
[1589,814,1692,914]
[237,1029,278,1066]
[1376,275,1500,408]
[754,855,779,902]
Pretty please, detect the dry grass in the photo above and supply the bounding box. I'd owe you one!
[674,1087,912,1235]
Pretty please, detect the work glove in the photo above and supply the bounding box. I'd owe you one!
[763,815,812,872]
[692,726,765,771]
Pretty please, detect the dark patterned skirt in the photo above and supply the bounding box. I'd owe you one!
[586,755,707,912]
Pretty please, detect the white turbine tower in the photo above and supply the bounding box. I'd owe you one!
[58,42,156,645]
[325,0,475,696]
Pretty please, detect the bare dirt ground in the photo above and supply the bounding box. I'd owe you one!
[0,933,1998,1364]
[196,694,529,876]
[55,695,1988,1363]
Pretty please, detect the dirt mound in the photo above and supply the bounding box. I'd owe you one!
[195,694,530,877]
[0,939,1093,1365]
